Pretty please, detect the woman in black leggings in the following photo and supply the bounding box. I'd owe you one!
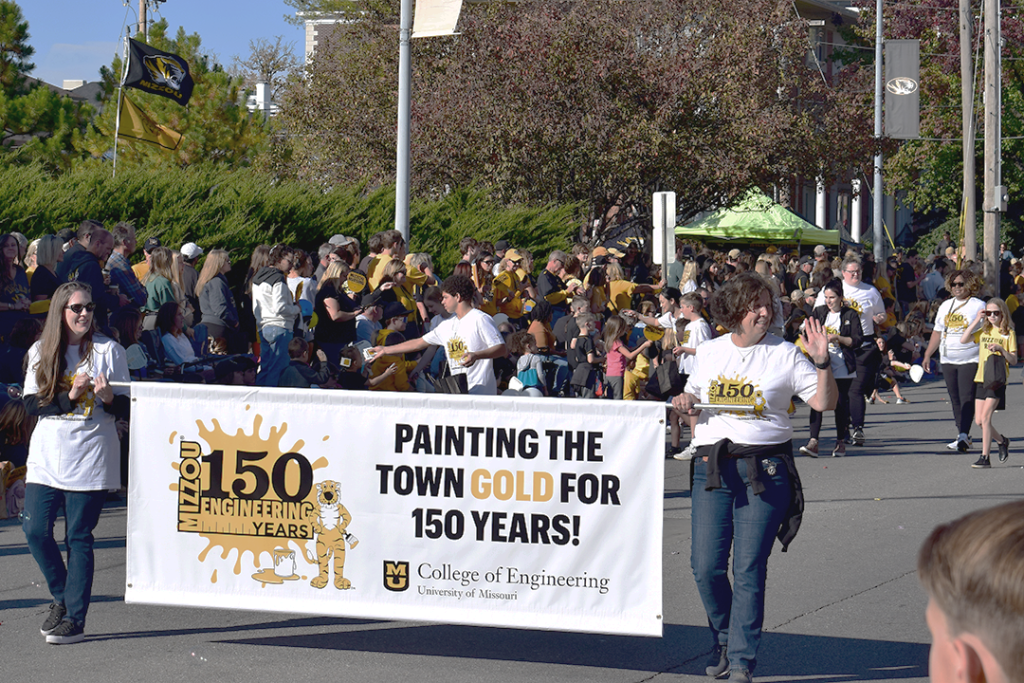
[921,269,985,452]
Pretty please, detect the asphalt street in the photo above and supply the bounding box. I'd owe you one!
[2,375,1022,683]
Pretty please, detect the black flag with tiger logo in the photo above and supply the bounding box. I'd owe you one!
[124,38,193,106]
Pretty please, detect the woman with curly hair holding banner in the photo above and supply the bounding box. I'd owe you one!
[20,282,130,644]
[672,273,836,682]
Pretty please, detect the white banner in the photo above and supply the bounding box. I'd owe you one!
[125,384,664,636]
[412,0,464,38]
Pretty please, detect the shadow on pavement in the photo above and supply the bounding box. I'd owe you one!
[208,622,928,680]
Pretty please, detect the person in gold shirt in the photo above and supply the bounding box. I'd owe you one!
[366,230,429,291]
[959,298,1017,468]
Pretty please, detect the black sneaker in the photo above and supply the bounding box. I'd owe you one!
[705,644,729,678]
[957,438,969,453]
[998,437,1010,463]
[45,619,84,644]
[40,603,66,635]
[852,427,865,446]
[971,455,991,469]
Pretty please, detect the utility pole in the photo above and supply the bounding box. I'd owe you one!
[960,0,976,261]
[873,0,885,263]
[139,0,147,40]
[982,0,1001,293]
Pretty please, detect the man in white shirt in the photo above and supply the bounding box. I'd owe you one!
[815,256,886,446]
[370,275,506,395]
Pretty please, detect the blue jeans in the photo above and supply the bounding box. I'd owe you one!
[691,454,790,673]
[256,325,293,386]
[22,483,107,627]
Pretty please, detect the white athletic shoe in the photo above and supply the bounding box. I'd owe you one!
[673,444,697,461]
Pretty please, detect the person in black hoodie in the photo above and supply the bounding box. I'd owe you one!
[56,228,124,328]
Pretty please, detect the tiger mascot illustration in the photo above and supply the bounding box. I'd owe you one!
[305,480,354,589]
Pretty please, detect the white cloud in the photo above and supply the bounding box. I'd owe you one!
[34,41,120,86]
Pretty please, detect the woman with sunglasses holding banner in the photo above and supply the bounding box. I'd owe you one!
[20,282,130,644]
[920,270,986,453]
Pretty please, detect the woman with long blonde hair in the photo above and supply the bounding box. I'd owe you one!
[314,260,358,363]
[21,281,130,644]
[197,249,243,353]
[959,297,1017,468]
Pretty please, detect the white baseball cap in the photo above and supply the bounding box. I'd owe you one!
[181,242,203,259]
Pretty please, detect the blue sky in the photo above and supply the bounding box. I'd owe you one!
[22,1,304,87]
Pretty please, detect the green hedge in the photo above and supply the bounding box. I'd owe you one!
[0,163,582,273]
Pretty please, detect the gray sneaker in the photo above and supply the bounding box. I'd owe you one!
[705,644,729,678]
[40,603,66,635]
[728,669,752,683]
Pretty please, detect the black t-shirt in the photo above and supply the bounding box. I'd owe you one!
[30,267,60,301]
[569,335,596,385]
[314,282,357,345]
[895,263,917,303]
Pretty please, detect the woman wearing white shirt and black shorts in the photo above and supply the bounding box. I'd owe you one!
[673,273,837,682]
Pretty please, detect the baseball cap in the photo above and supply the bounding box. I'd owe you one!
[505,249,524,262]
[181,242,203,259]
[607,247,625,258]
[591,246,609,257]
[329,234,348,246]
[728,248,741,259]
[813,245,827,256]
[143,237,161,252]
[799,255,813,266]
[494,239,510,252]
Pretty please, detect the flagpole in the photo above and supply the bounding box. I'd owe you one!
[113,36,130,179]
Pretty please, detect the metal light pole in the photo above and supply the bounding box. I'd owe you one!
[394,0,412,243]
[960,0,977,260]
[872,0,885,262]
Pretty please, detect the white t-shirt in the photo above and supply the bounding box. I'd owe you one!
[422,308,504,395]
[823,310,853,379]
[162,332,198,365]
[287,275,316,306]
[680,318,712,375]
[933,297,985,365]
[685,334,818,446]
[815,281,884,337]
[24,337,131,491]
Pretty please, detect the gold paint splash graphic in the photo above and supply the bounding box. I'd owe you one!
[168,431,178,444]
[175,415,332,577]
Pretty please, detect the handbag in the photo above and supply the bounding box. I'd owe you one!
[645,360,686,400]
[983,353,1007,391]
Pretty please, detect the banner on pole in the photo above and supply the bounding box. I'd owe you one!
[412,0,464,38]
[884,39,920,140]
[124,38,194,106]
[126,384,664,636]
[117,94,182,150]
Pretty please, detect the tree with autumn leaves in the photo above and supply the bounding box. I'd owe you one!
[276,0,876,240]
[840,0,1024,225]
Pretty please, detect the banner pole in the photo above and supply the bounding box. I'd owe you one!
[113,37,130,179]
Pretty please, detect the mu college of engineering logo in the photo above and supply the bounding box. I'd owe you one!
[384,560,410,592]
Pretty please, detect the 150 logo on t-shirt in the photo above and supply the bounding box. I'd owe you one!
[707,375,767,418]
[446,337,468,366]
[944,311,967,331]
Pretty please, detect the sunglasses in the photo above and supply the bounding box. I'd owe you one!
[985,311,1002,317]
[950,281,966,287]
[66,302,96,314]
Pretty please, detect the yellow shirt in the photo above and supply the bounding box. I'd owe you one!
[1007,295,1020,314]
[973,327,1017,384]
[607,280,637,313]
[133,262,150,281]
[367,253,428,291]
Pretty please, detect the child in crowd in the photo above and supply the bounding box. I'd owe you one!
[370,302,415,392]
[871,335,911,404]
[508,330,546,396]
[569,313,601,398]
[669,293,712,459]
[602,315,652,400]
[278,338,333,389]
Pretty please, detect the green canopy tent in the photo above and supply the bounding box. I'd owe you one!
[674,191,841,247]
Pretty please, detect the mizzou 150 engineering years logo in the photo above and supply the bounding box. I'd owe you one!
[707,375,767,418]
[384,560,410,592]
